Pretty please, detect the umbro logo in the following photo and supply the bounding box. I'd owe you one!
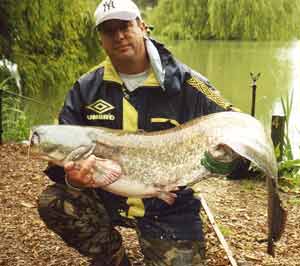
[86,99,115,114]
[103,0,115,12]
[86,99,115,121]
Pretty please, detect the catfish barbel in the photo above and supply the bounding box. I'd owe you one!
[29,111,286,255]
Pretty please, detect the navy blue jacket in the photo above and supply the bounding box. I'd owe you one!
[45,39,234,240]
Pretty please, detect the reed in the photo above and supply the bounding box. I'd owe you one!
[0,66,30,142]
[278,89,300,189]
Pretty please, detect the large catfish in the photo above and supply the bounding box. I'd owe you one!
[29,111,286,255]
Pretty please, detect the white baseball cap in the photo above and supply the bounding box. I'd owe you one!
[94,0,141,27]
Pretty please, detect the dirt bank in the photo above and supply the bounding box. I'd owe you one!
[0,144,299,266]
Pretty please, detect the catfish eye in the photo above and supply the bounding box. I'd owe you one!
[30,132,40,146]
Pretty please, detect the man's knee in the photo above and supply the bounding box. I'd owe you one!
[37,184,83,224]
[37,184,109,222]
[139,238,206,266]
[37,184,122,259]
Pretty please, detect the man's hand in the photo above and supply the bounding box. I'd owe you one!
[64,155,96,188]
[64,155,122,189]
[210,144,238,162]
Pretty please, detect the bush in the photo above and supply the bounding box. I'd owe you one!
[0,63,29,142]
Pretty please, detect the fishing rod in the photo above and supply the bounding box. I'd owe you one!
[0,89,54,106]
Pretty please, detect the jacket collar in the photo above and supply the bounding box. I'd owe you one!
[101,57,160,87]
[149,38,188,96]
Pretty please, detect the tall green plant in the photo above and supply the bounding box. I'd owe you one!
[280,90,294,161]
[147,0,300,40]
[0,66,29,141]
[277,89,300,189]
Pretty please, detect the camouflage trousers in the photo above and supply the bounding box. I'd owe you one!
[37,184,206,266]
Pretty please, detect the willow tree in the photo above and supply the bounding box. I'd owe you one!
[0,0,103,96]
[135,0,157,8]
[147,0,210,40]
[0,0,105,140]
[147,0,300,40]
[208,0,300,40]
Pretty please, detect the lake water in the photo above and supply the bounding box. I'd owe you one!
[166,40,300,158]
[25,40,300,158]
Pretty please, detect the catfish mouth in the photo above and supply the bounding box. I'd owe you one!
[28,131,54,161]
[28,130,68,165]
[30,131,40,147]
[28,130,40,159]
[28,130,40,152]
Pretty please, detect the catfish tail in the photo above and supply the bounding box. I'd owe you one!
[267,177,287,256]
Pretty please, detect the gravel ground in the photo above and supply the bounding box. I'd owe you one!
[0,143,299,266]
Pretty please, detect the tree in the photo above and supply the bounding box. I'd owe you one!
[0,0,104,95]
[147,0,300,40]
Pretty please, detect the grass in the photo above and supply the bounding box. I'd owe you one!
[1,67,30,142]
[280,90,294,161]
[2,107,30,141]
[218,224,232,237]
[279,173,300,192]
[288,197,300,206]
[240,179,257,191]
[276,89,300,191]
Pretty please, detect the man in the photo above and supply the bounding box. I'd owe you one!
[37,0,238,265]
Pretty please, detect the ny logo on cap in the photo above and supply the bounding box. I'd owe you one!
[103,0,115,12]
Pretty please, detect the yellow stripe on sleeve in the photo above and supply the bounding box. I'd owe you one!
[186,76,232,110]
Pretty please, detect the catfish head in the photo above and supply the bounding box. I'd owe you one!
[29,125,97,166]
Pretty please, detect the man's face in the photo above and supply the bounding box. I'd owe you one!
[98,19,146,63]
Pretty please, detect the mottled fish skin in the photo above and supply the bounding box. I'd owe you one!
[29,111,286,253]
[29,111,277,196]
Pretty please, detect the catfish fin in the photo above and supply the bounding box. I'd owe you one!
[65,144,96,162]
[94,140,121,160]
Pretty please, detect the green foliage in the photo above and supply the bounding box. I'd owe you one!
[280,91,294,161]
[3,107,29,141]
[148,0,210,40]
[1,0,104,96]
[218,224,232,237]
[279,173,300,192]
[0,0,105,141]
[279,160,300,172]
[0,66,30,141]
[277,89,300,190]
[135,0,157,8]
[147,0,300,40]
[288,197,300,206]
[0,0,104,140]
[240,179,256,191]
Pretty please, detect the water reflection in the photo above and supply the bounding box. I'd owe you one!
[167,40,299,158]
[24,40,299,158]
